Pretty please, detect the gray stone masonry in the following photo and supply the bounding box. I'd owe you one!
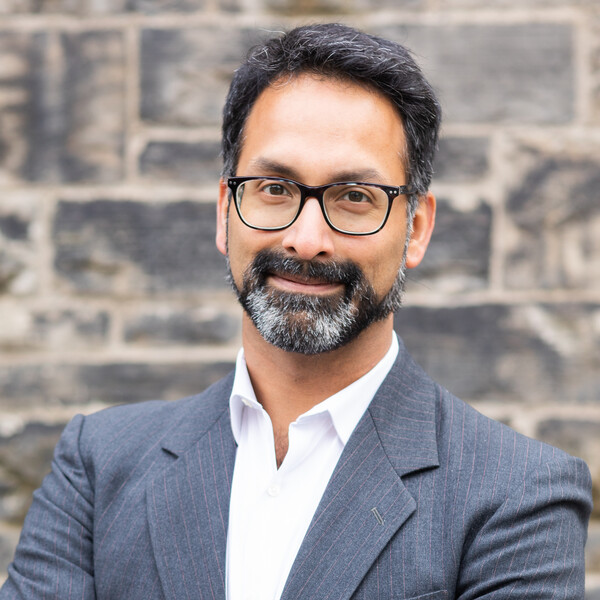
[53,200,227,293]
[0,0,599,589]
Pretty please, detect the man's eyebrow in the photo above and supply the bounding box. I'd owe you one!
[245,158,299,180]
[244,158,388,184]
[331,168,387,183]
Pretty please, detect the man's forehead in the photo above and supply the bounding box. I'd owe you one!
[237,74,409,182]
[260,71,401,117]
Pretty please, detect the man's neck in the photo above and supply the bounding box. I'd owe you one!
[241,314,395,439]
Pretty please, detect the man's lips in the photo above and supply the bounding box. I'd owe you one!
[267,273,343,295]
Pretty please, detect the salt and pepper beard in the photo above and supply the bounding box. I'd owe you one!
[227,248,407,355]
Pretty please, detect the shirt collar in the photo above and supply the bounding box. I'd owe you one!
[229,350,260,444]
[229,334,399,446]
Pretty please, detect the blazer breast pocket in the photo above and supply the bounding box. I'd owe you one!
[404,592,448,600]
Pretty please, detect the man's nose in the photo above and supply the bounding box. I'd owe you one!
[280,197,335,260]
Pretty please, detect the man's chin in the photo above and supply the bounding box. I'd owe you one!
[258,285,349,313]
[241,287,358,355]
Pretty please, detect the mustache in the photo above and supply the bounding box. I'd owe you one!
[244,249,364,289]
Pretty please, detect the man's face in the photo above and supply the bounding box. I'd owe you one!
[217,73,432,354]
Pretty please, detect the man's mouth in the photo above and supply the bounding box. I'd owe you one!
[267,272,343,295]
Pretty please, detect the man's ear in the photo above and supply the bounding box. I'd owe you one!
[216,178,229,257]
[405,192,436,269]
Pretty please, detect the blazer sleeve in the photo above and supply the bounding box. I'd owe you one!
[0,415,96,600]
[456,452,592,600]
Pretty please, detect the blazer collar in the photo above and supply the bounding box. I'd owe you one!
[158,371,235,458]
[369,336,440,477]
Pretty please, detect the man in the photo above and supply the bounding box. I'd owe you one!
[1,23,592,600]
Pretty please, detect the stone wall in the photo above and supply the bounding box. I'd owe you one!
[1,0,599,594]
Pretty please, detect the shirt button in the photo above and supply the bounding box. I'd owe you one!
[267,484,280,497]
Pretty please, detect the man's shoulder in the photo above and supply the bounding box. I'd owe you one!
[87,369,233,426]
[68,369,235,478]
[378,345,591,527]
[383,339,587,475]
[84,368,234,430]
[436,384,581,471]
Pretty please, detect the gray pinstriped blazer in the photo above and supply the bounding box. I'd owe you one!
[1,338,592,600]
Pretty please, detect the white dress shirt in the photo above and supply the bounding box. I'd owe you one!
[226,334,399,600]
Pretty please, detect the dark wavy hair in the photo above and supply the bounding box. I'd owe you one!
[222,23,441,212]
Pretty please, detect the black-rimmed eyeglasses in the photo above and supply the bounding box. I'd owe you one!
[227,176,414,236]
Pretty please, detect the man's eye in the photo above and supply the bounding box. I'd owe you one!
[263,184,289,196]
[344,190,371,203]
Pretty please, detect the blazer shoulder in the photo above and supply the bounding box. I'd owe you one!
[435,382,591,487]
[84,367,233,430]
[388,338,591,483]
[72,369,235,480]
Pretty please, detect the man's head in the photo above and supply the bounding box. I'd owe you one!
[217,25,439,355]
[222,23,441,205]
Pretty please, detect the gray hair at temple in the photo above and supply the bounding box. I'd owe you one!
[221,23,442,215]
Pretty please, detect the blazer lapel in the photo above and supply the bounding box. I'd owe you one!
[281,340,440,600]
[147,375,236,600]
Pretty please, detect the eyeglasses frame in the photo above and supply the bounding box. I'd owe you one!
[226,176,415,236]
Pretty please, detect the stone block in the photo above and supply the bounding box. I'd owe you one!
[0,196,38,296]
[587,586,600,600]
[355,0,423,8]
[0,366,44,409]
[536,419,600,465]
[505,147,600,290]
[394,303,600,404]
[88,0,207,12]
[0,216,28,241]
[0,251,28,296]
[0,422,66,521]
[592,16,600,125]
[140,27,260,126]
[53,200,227,294]
[587,523,600,573]
[124,307,239,345]
[1,0,238,11]
[263,0,423,10]
[0,422,64,486]
[434,136,490,182]
[262,0,340,13]
[0,361,234,408]
[407,197,491,293]
[536,419,600,519]
[0,30,125,183]
[139,141,221,184]
[0,0,80,13]
[0,524,20,578]
[0,306,110,351]
[374,23,574,124]
[440,0,595,6]
[0,31,36,184]
[262,0,354,13]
